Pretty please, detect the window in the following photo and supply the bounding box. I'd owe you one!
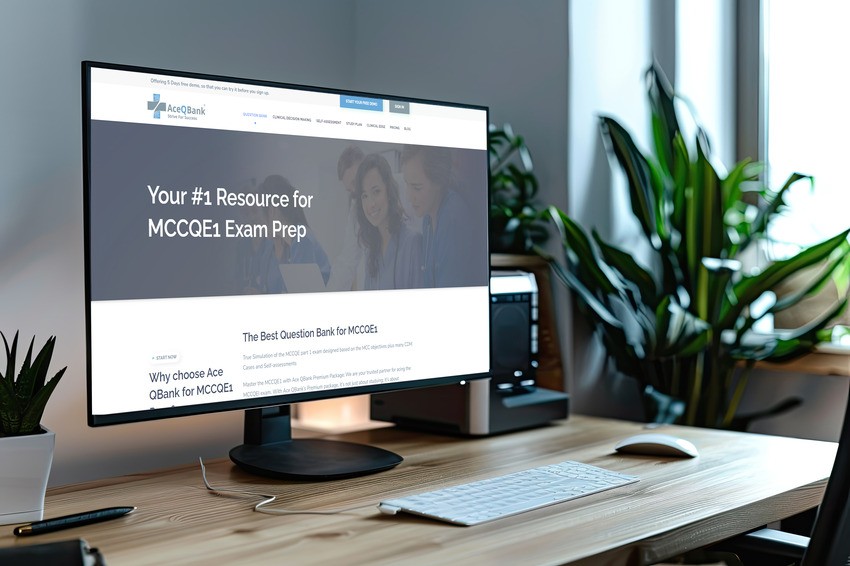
[764,0,850,259]
[761,0,850,347]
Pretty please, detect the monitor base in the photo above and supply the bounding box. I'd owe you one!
[230,406,402,480]
[230,438,402,480]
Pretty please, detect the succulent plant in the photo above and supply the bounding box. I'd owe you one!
[0,331,66,436]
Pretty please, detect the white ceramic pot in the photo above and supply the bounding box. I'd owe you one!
[0,427,55,524]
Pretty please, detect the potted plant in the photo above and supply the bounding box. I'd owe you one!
[488,123,549,255]
[538,63,850,429]
[0,331,66,524]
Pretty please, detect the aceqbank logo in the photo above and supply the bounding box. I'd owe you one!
[148,94,166,119]
[146,93,206,120]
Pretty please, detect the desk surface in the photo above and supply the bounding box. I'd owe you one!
[0,416,837,565]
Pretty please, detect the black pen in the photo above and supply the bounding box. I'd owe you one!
[13,506,136,536]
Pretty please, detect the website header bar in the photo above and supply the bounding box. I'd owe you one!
[89,67,487,150]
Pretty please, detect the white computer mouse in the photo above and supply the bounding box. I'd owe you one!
[614,432,699,458]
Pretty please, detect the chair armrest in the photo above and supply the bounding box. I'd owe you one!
[724,527,809,561]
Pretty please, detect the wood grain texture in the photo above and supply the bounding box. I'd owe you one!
[0,416,836,565]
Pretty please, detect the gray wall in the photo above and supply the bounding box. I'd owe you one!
[352,0,569,219]
[1,0,569,485]
[566,0,655,421]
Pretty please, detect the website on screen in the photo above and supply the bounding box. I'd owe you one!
[87,67,489,416]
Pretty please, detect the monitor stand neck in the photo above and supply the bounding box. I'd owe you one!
[229,405,402,480]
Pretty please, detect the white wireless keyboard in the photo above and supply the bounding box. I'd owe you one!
[378,460,638,526]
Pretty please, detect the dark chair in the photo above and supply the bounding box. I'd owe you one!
[721,381,850,565]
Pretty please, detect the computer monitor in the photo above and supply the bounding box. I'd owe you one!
[82,61,490,480]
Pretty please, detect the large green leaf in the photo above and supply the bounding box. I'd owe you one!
[599,325,645,384]
[695,135,725,261]
[740,172,811,252]
[770,242,850,313]
[646,158,671,242]
[667,134,691,292]
[0,376,21,434]
[14,336,34,399]
[669,133,690,272]
[720,229,850,328]
[655,296,711,357]
[548,206,619,297]
[19,367,66,434]
[599,117,659,243]
[701,258,742,326]
[607,295,654,359]
[16,335,56,405]
[646,62,681,178]
[735,298,850,363]
[651,113,671,177]
[683,184,700,289]
[721,158,751,212]
[541,249,624,330]
[721,160,765,257]
[1,331,18,387]
[592,230,658,306]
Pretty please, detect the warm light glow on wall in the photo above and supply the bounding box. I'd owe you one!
[294,395,378,433]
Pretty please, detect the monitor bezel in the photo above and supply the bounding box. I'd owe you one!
[82,60,492,428]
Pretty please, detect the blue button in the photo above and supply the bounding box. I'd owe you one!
[339,95,384,112]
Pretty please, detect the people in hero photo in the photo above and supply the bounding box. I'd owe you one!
[354,153,423,290]
[401,145,478,288]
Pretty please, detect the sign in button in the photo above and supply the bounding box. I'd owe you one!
[389,100,410,114]
[340,95,384,112]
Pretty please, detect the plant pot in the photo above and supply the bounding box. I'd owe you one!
[0,427,55,525]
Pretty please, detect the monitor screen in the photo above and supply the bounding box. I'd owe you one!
[82,61,490,479]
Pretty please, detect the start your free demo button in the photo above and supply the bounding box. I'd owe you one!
[340,95,384,111]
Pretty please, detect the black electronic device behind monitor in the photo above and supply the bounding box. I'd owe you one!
[82,61,491,480]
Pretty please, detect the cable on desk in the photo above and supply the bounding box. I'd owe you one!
[198,457,365,517]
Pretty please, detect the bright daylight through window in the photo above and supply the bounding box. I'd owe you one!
[765,1,849,255]
[764,0,850,346]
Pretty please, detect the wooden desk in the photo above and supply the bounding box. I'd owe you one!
[0,416,837,565]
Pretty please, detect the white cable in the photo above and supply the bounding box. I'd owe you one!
[198,457,363,516]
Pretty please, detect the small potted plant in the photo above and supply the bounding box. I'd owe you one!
[0,331,66,524]
[488,123,549,255]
